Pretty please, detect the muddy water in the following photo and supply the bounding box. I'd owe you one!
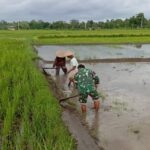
[85,62,150,150]
[35,44,150,61]
[36,45,150,150]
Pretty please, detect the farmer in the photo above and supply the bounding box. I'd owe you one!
[65,50,79,87]
[53,50,67,76]
[74,64,100,113]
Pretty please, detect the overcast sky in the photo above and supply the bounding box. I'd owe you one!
[0,0,150,22]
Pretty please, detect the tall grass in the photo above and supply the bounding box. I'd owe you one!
[0,39,75,149]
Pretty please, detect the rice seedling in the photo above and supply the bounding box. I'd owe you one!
[0,39,76,149]
[1,29,150,149]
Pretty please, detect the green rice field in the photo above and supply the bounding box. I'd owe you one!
[0,39,75,149]
[0,29,150,149]
[1,29,150,44]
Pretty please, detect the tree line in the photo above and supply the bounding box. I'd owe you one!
[1,13,150,30]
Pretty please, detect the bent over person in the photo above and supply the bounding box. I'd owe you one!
[53,50,67,75]
[65,50,79,87]
[74,64,100,113]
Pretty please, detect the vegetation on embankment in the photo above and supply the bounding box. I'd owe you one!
[0,39,75,149]
[0,29,150,149]
[1,29,150,45]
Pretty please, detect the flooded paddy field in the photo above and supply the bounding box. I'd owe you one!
[36,44,150,150]
[85,62,150,150]
[36,44,150,61]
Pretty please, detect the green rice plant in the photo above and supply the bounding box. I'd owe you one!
[1,29,150,45]
[0,39,76,149]
[1,29,150,149]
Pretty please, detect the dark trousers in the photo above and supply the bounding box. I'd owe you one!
[56,66,67,75]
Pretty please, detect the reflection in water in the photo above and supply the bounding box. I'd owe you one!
[135,44,142,48]
[42,61,150,150]
[90,111,100,139]
[55,75,70,96]
[37,45,150,150]
[36,44,150,61]
[54,74,78,98]
[81,110,100,140]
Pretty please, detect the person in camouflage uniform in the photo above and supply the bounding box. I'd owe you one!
[74,64,100,112]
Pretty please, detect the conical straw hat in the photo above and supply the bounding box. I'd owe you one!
[56,50,66,58]
[65,50,74,57]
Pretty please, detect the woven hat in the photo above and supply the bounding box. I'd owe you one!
[65,50,74,57]
[56,50,66,58]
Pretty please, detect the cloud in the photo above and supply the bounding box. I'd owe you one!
[0,0,150,21]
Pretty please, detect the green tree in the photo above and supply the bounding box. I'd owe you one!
[0,20,8,29]
[70,20,80,29]
[19,21,30,29]
[86,20,94,29]
[129,13,146,28]
[136,13,145,28]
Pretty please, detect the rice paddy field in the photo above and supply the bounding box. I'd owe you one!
[1,29,150,149]
[1,29,150,44]
[0,39,75,149]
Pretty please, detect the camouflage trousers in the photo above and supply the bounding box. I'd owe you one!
[79,89,99,103]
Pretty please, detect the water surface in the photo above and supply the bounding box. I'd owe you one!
[36,44,150,150]
[36,44,150,61]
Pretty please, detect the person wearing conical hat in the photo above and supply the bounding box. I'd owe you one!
[65,50,79,87]
[53,50,67,76]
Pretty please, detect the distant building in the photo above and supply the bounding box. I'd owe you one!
[7,26,16,30]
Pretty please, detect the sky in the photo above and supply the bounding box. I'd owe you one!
[0,0,150,22]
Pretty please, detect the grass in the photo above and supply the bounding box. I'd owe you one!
[0,39,75,149]
[0,29,150,149]
[0,29,150,44]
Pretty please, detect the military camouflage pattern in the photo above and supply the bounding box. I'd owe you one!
[74,68,99,103]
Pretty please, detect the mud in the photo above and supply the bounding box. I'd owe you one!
[38,57,150,64]
[62,110,102,150]
[41,69,102,150]
[36,44,150,150]
[41,61,150,150]
[85,62,150,150]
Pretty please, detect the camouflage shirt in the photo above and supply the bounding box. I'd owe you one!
[74,68,99,94]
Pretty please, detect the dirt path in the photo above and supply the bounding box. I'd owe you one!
[62,109,101,150]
